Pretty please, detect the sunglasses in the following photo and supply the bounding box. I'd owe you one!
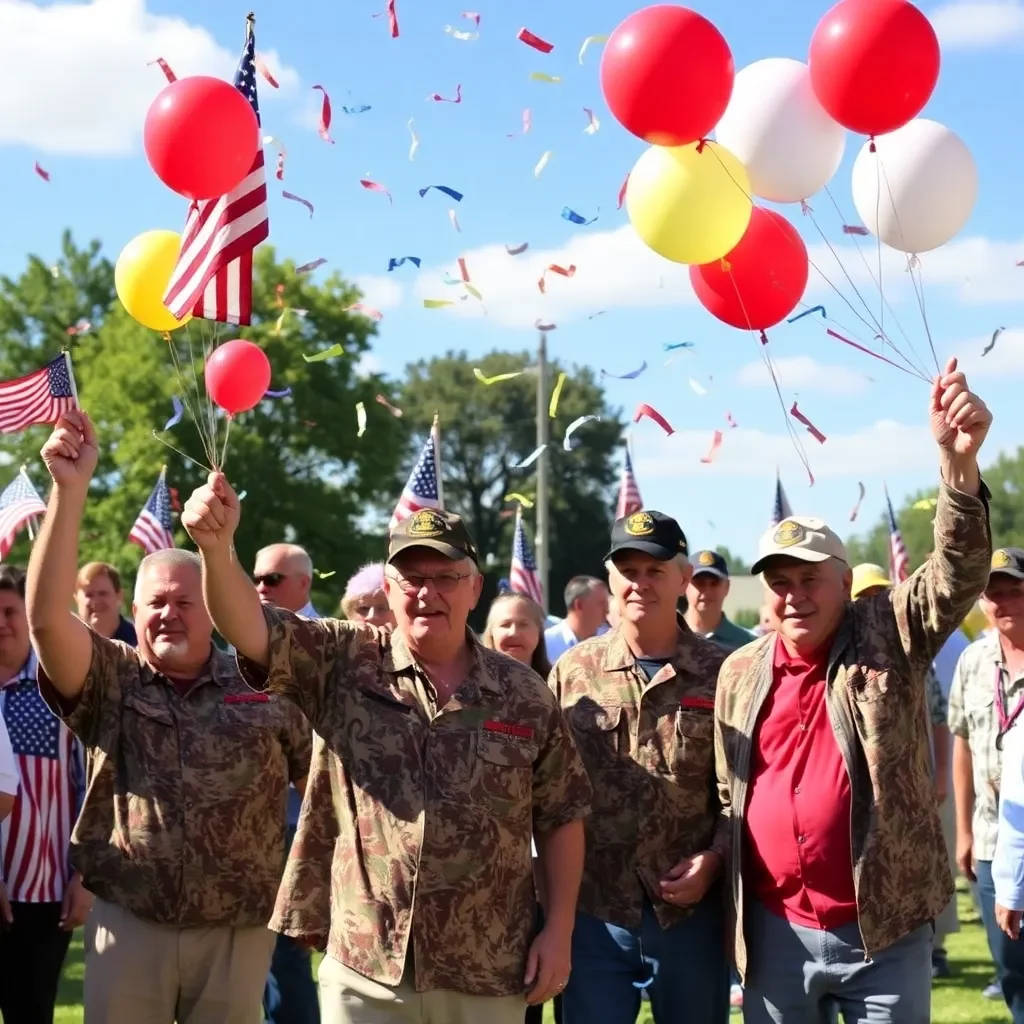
[254,572,288,587]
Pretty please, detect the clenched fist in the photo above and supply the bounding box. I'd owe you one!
[40,410,99,489]
[930,357,992,457]
[181,472,240,551]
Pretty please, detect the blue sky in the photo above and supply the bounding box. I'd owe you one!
[1,0,1022,563]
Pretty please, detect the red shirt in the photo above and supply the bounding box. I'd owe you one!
[743,638,858,930]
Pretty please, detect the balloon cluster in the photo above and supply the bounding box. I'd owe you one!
[601,0,977,333]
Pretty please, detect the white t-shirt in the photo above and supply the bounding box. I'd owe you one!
[0,713,17,797]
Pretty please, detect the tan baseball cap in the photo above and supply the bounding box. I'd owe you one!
[751,516,849,575]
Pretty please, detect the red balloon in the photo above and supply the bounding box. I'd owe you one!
[809,0,939,137]
[689,208,808,331]
[205,340,272,415]
[144,76,260,201]
[600,5,734,146]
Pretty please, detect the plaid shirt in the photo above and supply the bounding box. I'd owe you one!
[948,631,1024,860]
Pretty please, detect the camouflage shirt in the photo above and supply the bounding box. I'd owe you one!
[38,631,311,928]
[715,481,991,977]
[549,619,728,929]
[239,606,593,997]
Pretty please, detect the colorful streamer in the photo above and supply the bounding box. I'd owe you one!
[564,415,600,450]
[296,258,327,274]
[303,343,344,362]
[534,151,553,178]
[356,402,367,437]
[688,378,707,396]
[429,84,463,103]
[423,299,454,309]
[360,178,393,204]
[633,403,674,435]
[262,135,286,180]
[578,34,608,64]
[407,119,420,161]
[255,56,279,88]
[343,303,383,321]
[341,104,371,115]
[530,72,562,83]
[790,402,827,444]
[387,256,422,271]
[700,430,723,464]
[583,108,601,134]
[506,242,529,256]
[449,209,461,232]
[282,191,314,218]
[375,394,404,417]
[474,367,523,385]
[504,492,535,508]
[601,361,647,380]
[538,264,576,294]
[518,27,554,52]
[617,173,630,209]
[514,446,547,469]
[562,207,598,226]
[507,109,532,137]
[787,305,826,324]
[849,481,866,522]
[312,85,334,143]
[164,396,184,430]
[548,372,567,417]
[33,162,50,182]
[419,184,464,202]
[148,57,176,81]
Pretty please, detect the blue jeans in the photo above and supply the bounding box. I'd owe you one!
[563,894,729,1024]
[976,859,1024,1023]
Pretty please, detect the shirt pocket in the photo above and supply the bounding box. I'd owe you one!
[673,708,715,780]
[472,735,536,819]
[120,693,176,800]
[566,700,623,771]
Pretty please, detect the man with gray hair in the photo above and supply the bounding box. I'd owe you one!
[25,409,312,1024]
[545,576,609,664]
[254,543,317,620]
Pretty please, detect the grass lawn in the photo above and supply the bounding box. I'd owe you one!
[51,888,1011,1023]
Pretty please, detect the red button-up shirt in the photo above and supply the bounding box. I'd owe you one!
[743,638,858,931]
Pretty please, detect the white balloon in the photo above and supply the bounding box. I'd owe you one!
[714,58,846,204]
[851,119,978,254]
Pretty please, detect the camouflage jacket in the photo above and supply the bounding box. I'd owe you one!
[715,481,991,977]
[38,631,311,928]
[549,619,727,929]
[240,607,593,997]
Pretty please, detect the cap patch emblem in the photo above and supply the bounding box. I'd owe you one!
[625,511,655,537]
[773,520,804,547]
[408,510,446,537]
[993,549,1012,569]
[698,551,716,566]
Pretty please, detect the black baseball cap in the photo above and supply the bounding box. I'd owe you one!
[691,550,729,579]
[606,510,688,562]
[989,547,1024,582]
[388,509,480,565]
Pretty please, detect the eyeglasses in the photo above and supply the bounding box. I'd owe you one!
[386,571,475,595]
[253,573,288,587]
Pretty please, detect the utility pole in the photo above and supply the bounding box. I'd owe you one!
[535,330,550,612]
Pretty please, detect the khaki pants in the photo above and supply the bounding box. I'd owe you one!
[83,898,276,1024]
[319,953,527,1024]
[934,795,960,945]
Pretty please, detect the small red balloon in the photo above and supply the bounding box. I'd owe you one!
[144,76,260,201]
[809,0,940,137]
[689,208,809,331]
[600,5,734,146]
[205,340,272,415]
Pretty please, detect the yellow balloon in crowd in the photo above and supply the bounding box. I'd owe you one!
[625,141,753,266]
[961,603,988,641]
[114,229,192,333]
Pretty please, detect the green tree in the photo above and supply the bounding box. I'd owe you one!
[0,236,403,613]
[714,545,751,575]
[396,350,624,621]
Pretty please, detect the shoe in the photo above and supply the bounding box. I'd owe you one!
[730,983,743,1008]
[983,981,1002,1000]
[931,951,952,979]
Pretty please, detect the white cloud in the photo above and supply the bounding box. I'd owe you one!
[735,356,871,395]
[353,274,404,312]
[0,0,300,155]
[929,1,1024,48]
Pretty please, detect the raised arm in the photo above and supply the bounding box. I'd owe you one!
[26,411,101,701]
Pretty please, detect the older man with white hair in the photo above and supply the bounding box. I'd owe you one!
[25,410,312,1024]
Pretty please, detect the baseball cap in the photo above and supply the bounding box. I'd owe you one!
[388,509,480,565]
[989,547,1024,582]
[750,516,849,575]
[606,510,688,562]
[851,563,892,600]
[692,550,729,579]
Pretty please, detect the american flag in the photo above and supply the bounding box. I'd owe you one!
[615,445,643,521]
[390,416,443,530]
[1,654,83,902]
[770,470,793,527]
[885,485,910,583]
[162,22,269,326]
[0,471,47,558]
[129,470,176,554]
[0,353,76,434]
[510,507,544,604]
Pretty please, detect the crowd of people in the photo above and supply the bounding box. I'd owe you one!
[2,359,1023,1024]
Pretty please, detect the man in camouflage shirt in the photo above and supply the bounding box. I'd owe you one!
[25,411,312,1024]
[551,510,731,1024]
[182,479,594,1024]
[715,359,993,1023]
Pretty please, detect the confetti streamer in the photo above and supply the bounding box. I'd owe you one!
[787,305,827,324]
[912,497,938,511]
[564,415,600,450]
[164,396,184,430]
[356,402,367,437]
[535,319,557,331]
[387,256,422,271]
[264,388,292,398]
[849,481,866,522]
[282,191,314,218]
[263,135,286,180]
[343,303,383,321]
[538,264,576,294]
[255,55,279,88]
[148,57,176,82]
[583,107,601,134]
[700,430,723,464]
[341,104,372,115]
[449,209,461,232]
[535,151,553,177]
[464,283,483,301]
[506,242,529,255]
[688,377,707,396]
[424,299,454,309]
[530,72,562,84]
[601,361,647,380]
[982,326,1005,356]
[578,34,608,63]
[507,108,532,137]
[548,372,567,417]
[65,318,91,337]
[790,402,827,444]
[518,27,555,52]
[726,412,738,429]
[33,162,50,182]
[505,492,535,508]
[825,328,925,378]
[312,85,334,143]
[375,394,403,417]
[372,0,399,36]
[588,311,606,320]
[419,184,464,202]
[463,12,481,25]
[514,446,547,469]
[633,403,674,435]
[842,225,869,236]
[458,257,471,282]
[315,570,337,580]
[474,367,523,385]
[663,342,694,350]
[562,207,599,226]
[444,24,479,41]
[407,119,420,161]
[617,173,630,209]
[303,344,344,363]
[428,84,463,103]
[296,258,327,274]
[360,178,393,204]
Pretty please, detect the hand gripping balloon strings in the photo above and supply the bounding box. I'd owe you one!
[548,373,567,417]
[849,481,866,522]
[633,403,674,436]
[700,430,723,464]
[360,179,393,204]
[517,28,554,52]
[148,57,176,82]
[312,85,334,143]
[282,191,314,218]
[790,403,827,445]
[538,264,576,294]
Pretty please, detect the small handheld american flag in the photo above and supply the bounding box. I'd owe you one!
[885,485,910,583]
[0,352,78,434]
[615,444,643,521]
[0,469,47,559]
[129,468,176,555]
[390,415,443,530]
[770,470,793,528]
[510,507,544,605]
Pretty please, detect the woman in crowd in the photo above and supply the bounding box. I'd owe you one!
[339,563,393,628]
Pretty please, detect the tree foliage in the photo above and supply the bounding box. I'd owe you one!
[397,350,624,619]
[714,545,751,576]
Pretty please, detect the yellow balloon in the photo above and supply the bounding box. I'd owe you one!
[626,141,753,265]
[114,229,192,332]
[961,603,988,641]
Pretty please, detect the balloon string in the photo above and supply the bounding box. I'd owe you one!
[167,328,218,470]
[218,415,233,473]
[150,430,213,476]
[873,156,884,349]
[181,321,218,469]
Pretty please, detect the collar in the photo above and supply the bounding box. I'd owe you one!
[297,600,319,620]
[140,645,236,689]
[557,619,579,643]
[773,633,831,671]
[0,650,37,689]
[382,627,502,698]
[600,616,705,679]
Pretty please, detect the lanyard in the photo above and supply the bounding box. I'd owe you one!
[995,662,1024,739]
